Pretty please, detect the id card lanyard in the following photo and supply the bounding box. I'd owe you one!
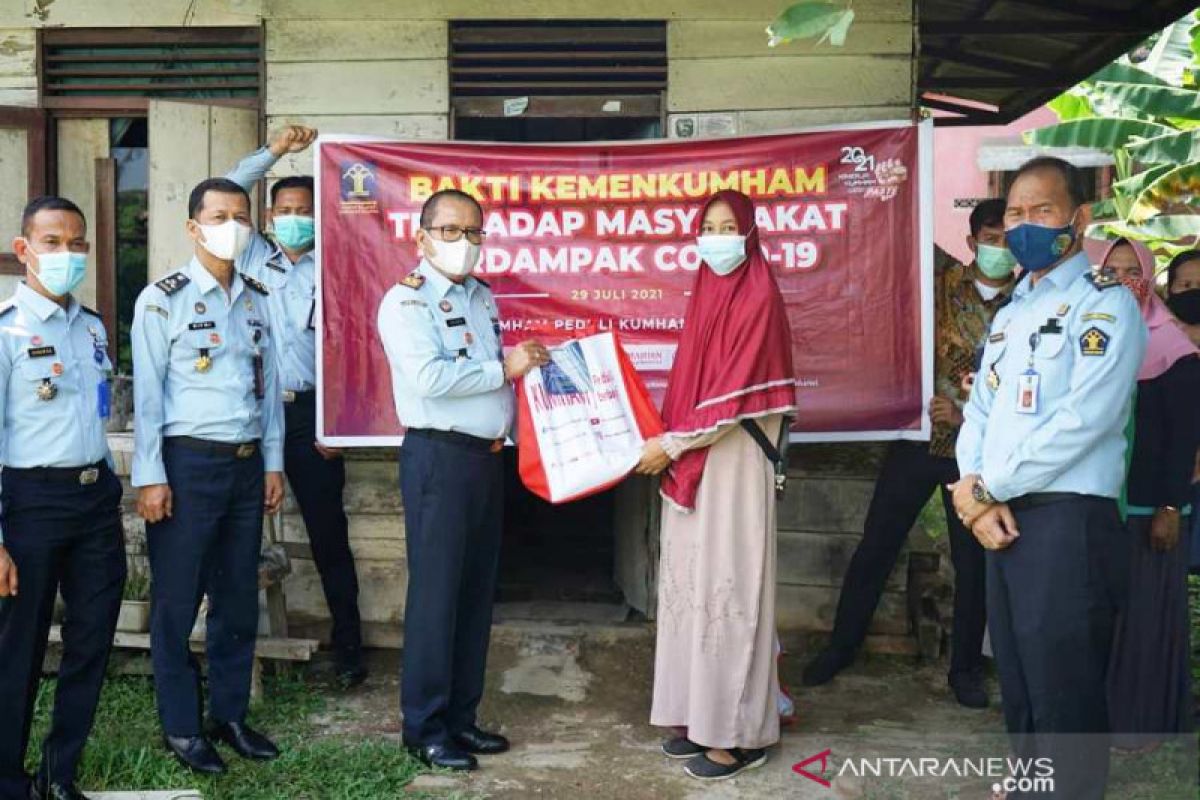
[1017,331,1040,415]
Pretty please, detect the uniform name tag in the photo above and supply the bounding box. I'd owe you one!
[988,332,1006,343]
[27,346,55,358]
[445,317,467,328]
[1017,370,1040,415]
[188,321,216,330]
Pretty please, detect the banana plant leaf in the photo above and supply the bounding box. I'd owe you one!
[1025,118,1175,151]
[766,1,847,47]
[1129,162,1200,222]
[1126,129,1200,162]
[1092,81,1200,120]
[1087,63,1171,87]
[1088,215,1200,241]
[1048,91,1095,122]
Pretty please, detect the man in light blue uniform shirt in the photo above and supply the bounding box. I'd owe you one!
[131,177,285,776]
[377,189,548,772]
[952,158,1147,800]
[226,125,367,688]
[0,197,125,800]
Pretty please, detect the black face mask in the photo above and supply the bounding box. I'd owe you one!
[1167,289,1200,325]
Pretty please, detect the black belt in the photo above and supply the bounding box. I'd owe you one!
[282,390,315,405]
[1007,492,1089,512]
[166,436,260,459]
[5,460,107,485]
[406,427,504,453]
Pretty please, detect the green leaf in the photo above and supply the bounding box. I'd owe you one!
[1140,14,1197,86]
[1087,63,1171,87]
[823,8,855,47]
[1048,91,1094,122]
[1091,215,1200,241]
[766,1,847,46]
[1092,81,1200,120]
[1089,197,1117,219]
[1113,163,1175,201]
[1126,129,1200,163]
[1130,162,1200,223]
[1024,118,1176,152]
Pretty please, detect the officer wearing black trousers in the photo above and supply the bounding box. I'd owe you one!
[227,127,367,686]
[131,178,286,775]
[377,190,549,771]
[0,196,125,800]
[953,158,1146,799]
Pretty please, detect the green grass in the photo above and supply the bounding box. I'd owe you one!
[25,672,433,800]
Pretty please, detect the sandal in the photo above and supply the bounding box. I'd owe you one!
[661,736,705,759]
[684,748,768,781]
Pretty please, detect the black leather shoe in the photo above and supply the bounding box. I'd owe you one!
[209,721,280,761]
[949,670,990,709]
[164,734,227,774]
[452,725,510,755]
[31,778,90,800]
[802,647,855,686]
[406,743,478,771]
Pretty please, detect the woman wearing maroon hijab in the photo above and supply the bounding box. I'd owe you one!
[636,190,797,781]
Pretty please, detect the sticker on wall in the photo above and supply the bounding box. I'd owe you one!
[503,97,530,117]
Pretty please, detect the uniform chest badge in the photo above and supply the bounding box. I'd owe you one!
[195,354,213,373]
[37,379,57,401]
[986,366,1001,391]
[1056,304,1070,317]
[195,302,207,315]
[465,331,475,345]
[1079,327,1110,357]
[209,332,222,346]
[439,300,453,313]
[30,335,42,346]
[51,362,64,377]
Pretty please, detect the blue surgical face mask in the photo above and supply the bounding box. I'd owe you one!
[28,245,87,297]
[697,234,747,276]
[1005,211,1079,272]
[273,214,315,251]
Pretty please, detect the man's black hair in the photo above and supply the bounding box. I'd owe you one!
[968,198,1006,238]
[1167,248,1200,292]
[21,195,86,237]
[1010,156,1089,208]
[271,176,314,205]
[188,178,251,220]
[420,189,484,229]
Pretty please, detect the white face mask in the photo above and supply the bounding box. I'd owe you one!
[696,234,748,276]
[428,237,481,279]
[196,219,251,262]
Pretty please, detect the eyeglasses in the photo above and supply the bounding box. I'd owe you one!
[424,225,487,245]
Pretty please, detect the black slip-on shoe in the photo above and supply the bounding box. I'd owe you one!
[662,737,705,759]
[208,720,280,761]
[684,748,768,781]
[406,743,478,771]
[164,734,227,775]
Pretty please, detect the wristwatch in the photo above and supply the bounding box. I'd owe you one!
[972,477,996,506]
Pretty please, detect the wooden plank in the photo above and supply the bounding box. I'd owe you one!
[267,19,446,63]
[279,458,403,514]
[147,100,211,282]
[669,55,911,112]
[776,477,877,534]
[453,96,659,119]
[284,558,406,626]
[737,105,911,131]
[0,88,36,107]
[56,118,108,308]
[777,584,909,634]
[670,21,912,58]
[0,29,36,86]
[48,625,319,660]
[266,0,910,23]
[777,529,907,591]
[279,515,404,553]
[7,4,261,28]
[266,60,448,116]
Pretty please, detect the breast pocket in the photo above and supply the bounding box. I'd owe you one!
[1032,330,1071,398]
[19,355,67,401]
[186,324,226,355]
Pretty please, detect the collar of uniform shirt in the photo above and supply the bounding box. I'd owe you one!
[1014,250,1090,298]
[17,280,79,322]
[418,258,479,298]
[188,255,246,299]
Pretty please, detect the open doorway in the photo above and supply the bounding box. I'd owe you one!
[451,20,666,619]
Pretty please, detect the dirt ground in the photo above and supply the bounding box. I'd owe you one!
[304,621,1047,800]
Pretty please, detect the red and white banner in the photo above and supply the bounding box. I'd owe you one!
[315,120,933,445]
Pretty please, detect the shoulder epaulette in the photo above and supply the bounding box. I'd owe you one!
[1085,270,1121,291]
[400,270,425,290]
[79,304,101,318]
[0,301,15,319]
[155,271,190,295]
[241,273,270,295]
